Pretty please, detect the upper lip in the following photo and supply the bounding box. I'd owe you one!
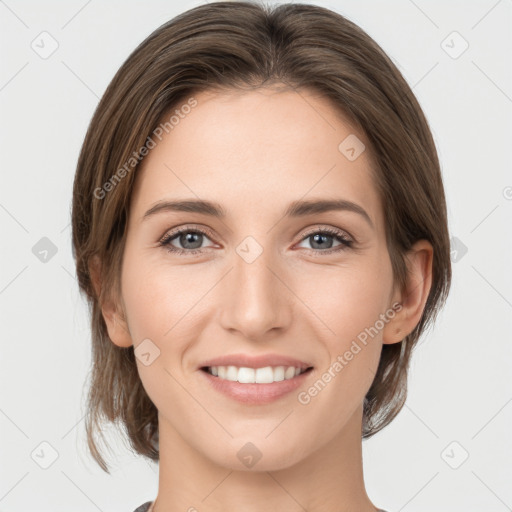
[199,353,313,370]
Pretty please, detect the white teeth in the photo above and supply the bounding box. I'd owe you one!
[226,365,238,381]
[255,367,273,383]
[207,365,306,383]
[238,367,255,383]
[273,366,285,382]
[285,366,295,379]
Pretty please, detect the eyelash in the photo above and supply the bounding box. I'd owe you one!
[158,225,354,257]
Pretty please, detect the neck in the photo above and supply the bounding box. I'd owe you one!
[151,403,378,512]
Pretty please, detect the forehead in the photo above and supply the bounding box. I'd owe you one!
[130,87,382,228]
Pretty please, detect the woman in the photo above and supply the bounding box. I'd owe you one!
[71,2,452,511]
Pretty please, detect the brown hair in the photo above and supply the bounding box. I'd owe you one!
[72,0,451,472]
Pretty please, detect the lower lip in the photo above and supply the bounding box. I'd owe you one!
[198,368,313,405]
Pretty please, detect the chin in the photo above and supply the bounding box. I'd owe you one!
[206,436,311,472]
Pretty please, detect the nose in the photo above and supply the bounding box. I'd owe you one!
[218,245,292,341]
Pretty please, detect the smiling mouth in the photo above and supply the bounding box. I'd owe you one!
[200,365,313,384]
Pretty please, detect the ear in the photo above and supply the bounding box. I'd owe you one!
[88,255,133,348]
[382,240,433,344]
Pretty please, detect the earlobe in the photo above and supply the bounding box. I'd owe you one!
[89,255,133,348]
[101,301,133,348]
[383,240,433,344]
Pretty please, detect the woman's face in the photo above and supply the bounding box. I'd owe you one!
[114,87,402,470]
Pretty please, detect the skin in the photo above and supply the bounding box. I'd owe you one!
[93,86,433,512]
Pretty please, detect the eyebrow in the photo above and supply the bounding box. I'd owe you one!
[142,198,373,228]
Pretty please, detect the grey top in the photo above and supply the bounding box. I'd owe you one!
[133,503,152,512]
[133,502,388,512]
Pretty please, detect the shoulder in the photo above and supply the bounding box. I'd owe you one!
[132,501,153,512]
[131,502,388,512]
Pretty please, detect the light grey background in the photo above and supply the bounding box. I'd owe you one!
[1,0,511,511]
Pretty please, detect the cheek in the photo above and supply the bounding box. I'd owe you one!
[121,241,394,352]
[298,256,394,345]
[119,258,207,410]
[120,253,203,342]
[293,261,392,427]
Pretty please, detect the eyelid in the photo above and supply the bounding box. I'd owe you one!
[298,224,354,243]
[158,223,216,244]
[159,223,356,256]
[159,224,353,244]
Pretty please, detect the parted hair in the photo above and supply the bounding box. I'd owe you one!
[71,0,451,472]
